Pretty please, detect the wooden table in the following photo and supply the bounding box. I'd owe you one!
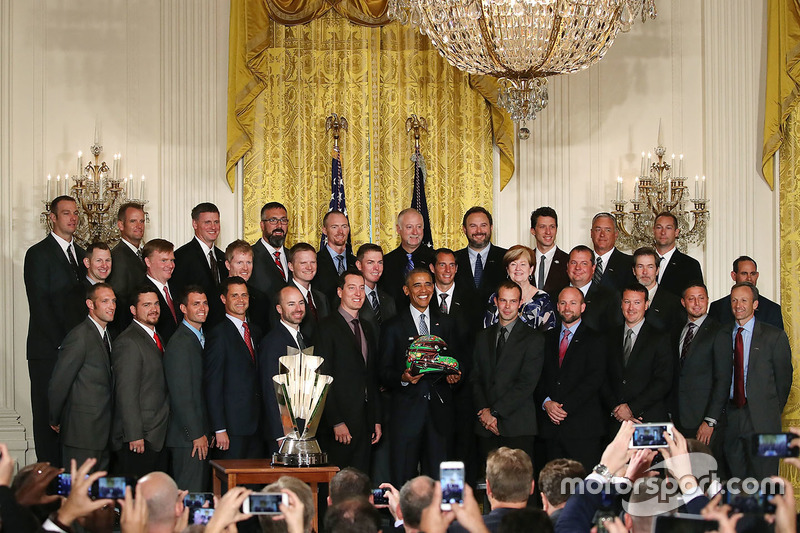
[210,460,339,531]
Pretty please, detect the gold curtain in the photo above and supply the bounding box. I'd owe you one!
[227,0,515,250]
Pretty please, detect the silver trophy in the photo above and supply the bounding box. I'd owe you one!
[271,348,333,466]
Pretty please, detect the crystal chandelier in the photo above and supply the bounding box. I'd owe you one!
[388,0,657,127]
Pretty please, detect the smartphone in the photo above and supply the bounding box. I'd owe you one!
[372,488,389,506]
[242,493,287,515]
[722,485,782,514]
[184,492,214,508]
[654,514,719,532]
[47,473,72,496]
[90,476,134,499]
[439,461,465,510]
[189,508,215,525]
[753,433,799,457]
[630,423,673,449]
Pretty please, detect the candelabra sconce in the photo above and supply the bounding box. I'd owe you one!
[41,140,148,248]
[612,137,709,252]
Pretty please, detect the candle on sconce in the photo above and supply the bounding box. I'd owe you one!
[56,175,61,197]
[129,174,133,197]
[46,174,51,200]
[671,153,675,172]
[94,124,99,146]
[667,178,672,200]
[634,177,640,201]
[694,175,699,198]
[616,176,622,201]
[701,175,706,198]
[679,154,684,177]
[140,175,145,199]
[640,152,646,176]
[77,152,83,177]
[64,174,69,196]
[647,152,652,174]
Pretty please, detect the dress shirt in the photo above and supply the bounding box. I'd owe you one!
[571,280,592,297]
[133,319,158,342]
[468,244,492,276]
[121,237,142,256]
[543,318,581,408]
[280,320,302,348]
[625,319,646,340]
[260,239,288,274]
[194,236,217,270]
[226,314,250,345]
[679,313,708,349]
[292,279,311,300]
[146,275,173,301]
[364,284,379,303]
[657,246,677,284]
[596,248,615,270]
[86,276,98,285]
[338,307,367,359]
[497,316,518,343]
[409,305,431,336]
[535,246,557,285]
[435,284,456,313]
[647,284,658,302]
[51,231,76,263]
[325,244,348,268]
[88,316,109,347]
[729,316,755,398]
[182,319,205,347]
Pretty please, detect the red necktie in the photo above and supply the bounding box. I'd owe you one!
[733,327,746,407]
[558,329,570,367]
[163,286,177,323]
[274,251,286,281]
[306,291,318,321]
[243,322,255,362]
[154,332,164,352]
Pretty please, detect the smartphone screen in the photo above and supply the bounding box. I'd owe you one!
[246,493,285,515]
[184,492,214,508]
[91,477,131,499]
[372,488,389,505]
[753,433,799,457]
[630,424,671,448]
[189,508,215,525]
[48,473,72,496]
[440,462,465,510]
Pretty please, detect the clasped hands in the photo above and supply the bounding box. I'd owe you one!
[476,408,499,435]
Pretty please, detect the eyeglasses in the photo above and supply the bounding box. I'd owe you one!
[262,217,289,225]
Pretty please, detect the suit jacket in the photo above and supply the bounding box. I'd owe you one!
[107,241,146,329]
[471,321,544,437]
[257,323,299,451]
[646,287,686,339]
[604,321,673,422]
[379,307,459,436]
[535,322,608,440]
[317,312,380,436]
[597,248,635,295]
[714,320,792,433]
[250,239,290,301]
[314,247,356,304]
[111,322,170,451]
[435,283,478,354]
[708,294,784,330]
[359,288,397,336]
[204,317,263,437]
[173,238,228,328]
[673,317,728,430]
[163,322,209,448]
[24,234,87,360]
[143,278,183,344]
[454,244,508,305]
[266,286,330,343]
[48,318,113,450]
[658,249,703,298]
[581,282,623,332]
[380,245,436,305]
[540,247,570,298]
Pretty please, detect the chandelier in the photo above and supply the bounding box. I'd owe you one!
[388,0,657,127]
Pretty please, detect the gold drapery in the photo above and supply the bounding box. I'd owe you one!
[227,0,515,250]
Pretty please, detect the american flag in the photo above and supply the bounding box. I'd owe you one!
[411,147,434,248]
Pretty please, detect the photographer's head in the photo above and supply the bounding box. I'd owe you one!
[328,467,371,506]
[136,472,182,532]
[324,497,381,533]
[538,458,585,515]
[398,476,435,532]
[486,447,535,509]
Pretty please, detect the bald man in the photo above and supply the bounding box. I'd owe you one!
[136,472,185,532]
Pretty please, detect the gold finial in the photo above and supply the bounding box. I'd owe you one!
[405,114,428,149]
[325,113,348,149]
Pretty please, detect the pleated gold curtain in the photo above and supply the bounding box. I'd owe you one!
[227,0,515,250]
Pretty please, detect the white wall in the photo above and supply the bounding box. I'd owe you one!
[0,0,776,462]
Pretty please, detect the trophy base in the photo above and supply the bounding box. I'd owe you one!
[271,437,328,467]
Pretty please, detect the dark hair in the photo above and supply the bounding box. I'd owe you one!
[399,476,435,529]
[569,245,595,264]
[329,467,371,506]
[179,284,206,307]
[50,195,76,213]
[323,498,380,533]
[622,282,649,301]
[117,202,144,222]
[654,211,678,227]
[337,269,364,289]
[260,201,287,219]
[288,242,316,262]
[323,209,348,227]
[142,238,174,260]
[681,282,708,299]
[220,276,247,295]
[632,246,659,266]
[191,202,219,220]
[225,239,252,263]
[733,255,758,273]
[132,285,159,307]
[538,458,586,506]
[433,247,456,263]
[498,508,554,533]
[87,282,114,301]
[496,280,522,300]
[462,206,493,227]
[356,243,383,262]
[86,241,111,255]
[404,267,434,284]
[530,206,558,229]
[732,281,759,301]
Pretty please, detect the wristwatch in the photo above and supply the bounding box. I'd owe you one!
[592,463,613,481]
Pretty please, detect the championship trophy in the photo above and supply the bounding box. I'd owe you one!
[272,348,333,466]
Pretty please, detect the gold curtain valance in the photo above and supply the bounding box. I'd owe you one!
[263,0,389,26]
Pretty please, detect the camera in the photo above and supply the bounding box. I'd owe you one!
[629,423,673,449]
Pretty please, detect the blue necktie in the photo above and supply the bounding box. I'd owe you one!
[404,253,414,274]
[474,253,484,288]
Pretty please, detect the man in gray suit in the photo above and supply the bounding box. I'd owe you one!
[164,286,210,491]
[49,283,116,470]
[112,286,170,478]
[107,202,147,329]
[718,282,792,480]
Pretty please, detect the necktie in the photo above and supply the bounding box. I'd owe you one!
[352,319,366,362]
[67,244,80,280]
[593,256,604,285]
[680,323,696,367]
[439,293,449,314]
[473,254,484,288]
[496,326,507,362]
[657,256,665,283]
[154,332,164,352]
[336,255,346,275]
[733,327,746,407]
[163,285,177,323]
[199,331,205,349]
[103,331,111,356]
[136,248,144,264]
[208,250,220,287]
[274,251,286,281]
[405,253,415,275]
[296,331,306,350]
[419,314,429,336]
[370,292,382,324]
[538,255,546,289]
[558,329,570,367]
[306,291,318,320]
[242,322,255,362]
[623,328,634,365]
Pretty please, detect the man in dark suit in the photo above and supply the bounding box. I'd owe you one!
[257,285,308,454]
[653,212,703,298]
[632,247,685,337]
[172,202,228,328]
[24,195,87,464]
[251,201,291,302]
[471,281,544,465]
[287,242,330,342]
[49,283,116,470]
[380,209,436,305]
[709,256,784,330]
[82,241,112,286]
[536,287,607,472]
[143,239,183,344]
[590,212,634,295]
[107,202,146,329]
[163,286,210,491]
[317,271,381,472]
[224,239,271,334]
[204,276,265,460]
[314,210,356,304]
[111,286,170,478]
[454,206,507,311]
[566,245,622,333]
[530,207,569,298]
[604,283,673,424]
[356,243,397,335]
[717,282,792,480]
[672,283,727,446]
[379,268,461,486]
